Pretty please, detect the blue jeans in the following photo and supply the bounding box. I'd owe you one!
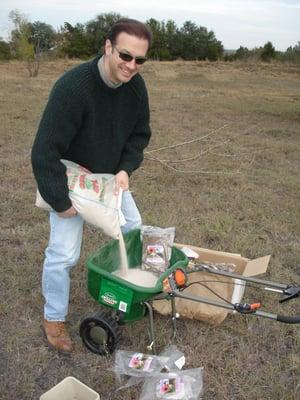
[42,190,141,321]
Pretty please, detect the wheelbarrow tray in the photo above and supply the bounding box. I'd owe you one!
[86,229,188,322]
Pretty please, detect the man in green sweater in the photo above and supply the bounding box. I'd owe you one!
[31,19,152,352]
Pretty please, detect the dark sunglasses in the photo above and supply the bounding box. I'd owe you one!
[114,46,147,65]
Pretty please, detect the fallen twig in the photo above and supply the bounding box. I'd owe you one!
[144,123,230,155]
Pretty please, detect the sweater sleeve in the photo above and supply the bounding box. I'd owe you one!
[117,87,151,176]
[31,80,84,212]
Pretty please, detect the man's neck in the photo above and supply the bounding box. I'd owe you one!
[98,55,122,89]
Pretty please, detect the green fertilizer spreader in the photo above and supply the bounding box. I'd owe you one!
[80,229,300,355]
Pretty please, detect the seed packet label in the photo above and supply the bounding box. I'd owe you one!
[146,245,165,265]
[174,356,185,370]
[158,377,185,398]
[128,353,153,371]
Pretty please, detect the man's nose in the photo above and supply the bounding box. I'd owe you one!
[126,59,138,69]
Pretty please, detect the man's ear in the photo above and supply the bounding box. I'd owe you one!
[104,39,113,55]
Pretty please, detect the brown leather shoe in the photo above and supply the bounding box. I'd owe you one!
[43,319,73,352]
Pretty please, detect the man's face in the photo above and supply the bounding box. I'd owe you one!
[104,32,148,84]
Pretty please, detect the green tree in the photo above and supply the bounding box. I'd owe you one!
[8,10,55,76]
[282,41,300,63]
[28,21,56,53]
[206,30,223,61]
[9,10,31,56]
[235,46,250,59]
[85,12,122,56]
[164,20,178,60]
[9,9,39,76]
[146,18,171,60]
[58,22,90,58]
[0,40,11,60]
[261,41,276,62]
[178,21,199,59]
[175,22,223,60]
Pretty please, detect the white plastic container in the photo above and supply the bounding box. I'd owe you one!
[40,376,100,400]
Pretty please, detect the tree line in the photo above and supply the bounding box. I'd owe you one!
[225,42,300,64]
[0,10,299,76]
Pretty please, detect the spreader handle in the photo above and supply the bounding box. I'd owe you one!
[276,315,300,324]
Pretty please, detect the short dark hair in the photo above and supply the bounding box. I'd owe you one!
[106,18,152,49]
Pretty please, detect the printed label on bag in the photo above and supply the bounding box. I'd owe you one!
[146,245,165,265]
[128,353,153,371]
[157,377,185,398]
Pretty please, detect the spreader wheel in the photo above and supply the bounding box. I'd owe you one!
[80,311,121,355]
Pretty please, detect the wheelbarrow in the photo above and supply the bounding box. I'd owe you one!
[80,229,300,355]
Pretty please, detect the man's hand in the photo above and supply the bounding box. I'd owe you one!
[57,205,77,218]
[114,170,129,194]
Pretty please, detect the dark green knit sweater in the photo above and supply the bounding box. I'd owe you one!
[31,56,151,212]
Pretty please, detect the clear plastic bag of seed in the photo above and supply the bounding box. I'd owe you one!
[141,225,176,276]
[140,368,204,400]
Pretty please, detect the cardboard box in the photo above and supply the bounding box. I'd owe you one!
[153,244,270,325]
[40,376,100,400]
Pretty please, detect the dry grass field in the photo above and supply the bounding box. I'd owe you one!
[0,59,299,399]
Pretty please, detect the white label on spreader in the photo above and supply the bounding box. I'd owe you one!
[119,301,127,312]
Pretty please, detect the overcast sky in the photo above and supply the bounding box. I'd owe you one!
[1,0,299,51]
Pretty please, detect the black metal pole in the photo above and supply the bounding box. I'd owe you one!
[191,264,287,291]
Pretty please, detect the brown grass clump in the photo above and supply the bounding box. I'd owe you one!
[0,59,299,399]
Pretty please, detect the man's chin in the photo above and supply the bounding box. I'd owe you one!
[118,71,136,83]
[119,76,132,83]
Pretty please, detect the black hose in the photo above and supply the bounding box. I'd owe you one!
[277,315,300,324]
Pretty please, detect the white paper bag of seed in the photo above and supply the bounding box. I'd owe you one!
[35,159,125,238]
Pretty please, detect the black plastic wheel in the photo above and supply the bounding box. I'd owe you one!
[80,311,121,355]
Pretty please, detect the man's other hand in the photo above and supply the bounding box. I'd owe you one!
[114,170,129,194]
[57,206,77,218]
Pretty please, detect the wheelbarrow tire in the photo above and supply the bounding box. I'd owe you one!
[80,311,121,355]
